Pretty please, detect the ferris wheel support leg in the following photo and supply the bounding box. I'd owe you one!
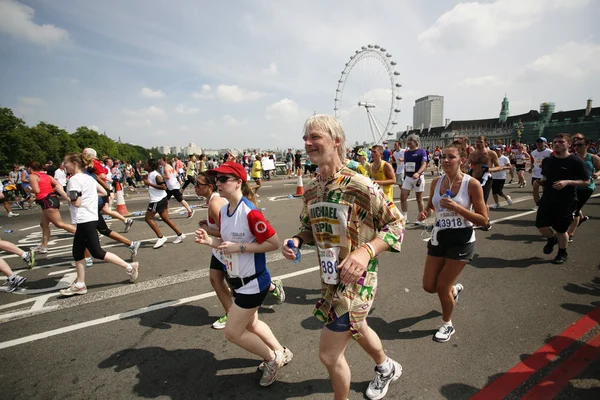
[367,109,385,145]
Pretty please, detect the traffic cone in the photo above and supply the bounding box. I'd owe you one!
[115,181,129,215]
[293,174,304,197]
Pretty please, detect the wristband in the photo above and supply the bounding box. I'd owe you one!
[292,235,304,249]
[362,243,376,260]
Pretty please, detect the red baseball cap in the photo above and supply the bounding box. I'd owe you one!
[208,161,247,183]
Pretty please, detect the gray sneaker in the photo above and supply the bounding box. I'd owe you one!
[271,279,285,304]
[129,241,141,258]
[124,218,134,233]
[22,250,35,269]
[258,347,293,371]
[259,350,283,387]
[7,275,26,292]
[365,359,403,400]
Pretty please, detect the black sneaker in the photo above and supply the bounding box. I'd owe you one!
[577,215,589,227]
[543,236,557,255]
[552,252,568,264]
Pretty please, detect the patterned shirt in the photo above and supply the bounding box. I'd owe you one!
[299,167,405,339]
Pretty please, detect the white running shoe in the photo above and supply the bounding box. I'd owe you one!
[173,234,186,244]
[212,314,228,330]
[128,262,139,283]
[31,244,48,254]
[490,204,500,209]
[129,241,141,257]
[433,324,455,343]
[60,283,87,296]
[153,236,168,249]
[7,212,19,217]
[453,283,464,302]
[506,196,513,206]
[365,359,403,399]
[71,258,93,268]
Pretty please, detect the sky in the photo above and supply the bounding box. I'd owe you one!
[0,0,599,150]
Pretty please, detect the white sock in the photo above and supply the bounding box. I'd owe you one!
[21,252,27,259]
[452,285,458,297]
[126,264,133,272]
[442,319,452,326]
[402,212,408,219]
[74,281,86,288]
[85,257,93,262]
[376,357,392,375]
[8,274,16,281]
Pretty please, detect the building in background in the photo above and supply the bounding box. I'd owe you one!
[182,143,202,156]
[170,146,181,155]
[413,95,444,130]
[158,145,171,155]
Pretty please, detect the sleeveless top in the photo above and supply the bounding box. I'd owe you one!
[432,174,475,241]
[33,171,53,199]
[163,166,180,190]
[370,161,393,201]
[579,153,595,191]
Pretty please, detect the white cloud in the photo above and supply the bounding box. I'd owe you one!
[217,84,266,102]
[191,84,214,99]
[222,114,247,127]
[125,119,152,128]
[18,96,44,106]
[123,106,167,121]
[88,125,100,132]
[175,104,199,114]
[456,75,506,87]
[263,62,278,75]
[266,98,300,121]
[140,87,165,98]
[0,0,69,46]
[524,42,600,79]
[419,0,591,50]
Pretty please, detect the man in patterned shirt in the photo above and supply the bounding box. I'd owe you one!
[282,115,405,400]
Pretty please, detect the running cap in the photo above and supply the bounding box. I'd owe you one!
[357,150,368,157]
[490,145,498,151]
[208,161,247,183]
[536,137,547,143]
[83,148,98,158]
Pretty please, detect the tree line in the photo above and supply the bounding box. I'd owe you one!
[0,107,160,174]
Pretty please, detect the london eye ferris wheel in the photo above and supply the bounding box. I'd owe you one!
[334,44,402,148]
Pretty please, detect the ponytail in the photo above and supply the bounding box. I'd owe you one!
[242,182,258,208]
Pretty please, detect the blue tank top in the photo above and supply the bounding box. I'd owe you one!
[579,153,595,191]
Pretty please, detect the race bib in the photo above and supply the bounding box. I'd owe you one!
[405,162,416,172]
[319,247,340,285]
[535,158,543,166]
[437,211,465,229]
[222,252,240,277]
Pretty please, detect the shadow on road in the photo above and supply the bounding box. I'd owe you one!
[127,304,215,329]
[484,233,544,243]
[98,346,370,399]
[469,255,548,269]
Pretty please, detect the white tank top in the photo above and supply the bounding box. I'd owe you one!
[163,165,180,190]
[432,174,474,231]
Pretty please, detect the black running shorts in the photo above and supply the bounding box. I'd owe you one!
[535,199,576,233]
[147,197,168,214]
[232,288,269,309]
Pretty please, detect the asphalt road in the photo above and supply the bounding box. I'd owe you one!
[0,173,599,400]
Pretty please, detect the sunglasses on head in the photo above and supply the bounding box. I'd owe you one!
[216,176,238,183]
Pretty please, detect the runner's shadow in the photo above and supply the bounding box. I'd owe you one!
[494,219,537,227]
[275,286,322,306]
[563,277,600,296]
[485,233,544,243]
[440,373,503,399]
[128,304,215,329]
[368,310,442,340]
[469,255,548,269]
[98,346,370,399]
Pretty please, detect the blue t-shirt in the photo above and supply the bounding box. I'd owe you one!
[404,148,428,175]
[382,149,391,162]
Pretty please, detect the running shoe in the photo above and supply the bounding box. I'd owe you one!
[153,236,168,249]
[568,234,574,243]
[552,252,568,265]
[124,218,134,233]
[271,279,285,304]
[578,215,590,227]
[531,206,538,211]
[506,196,513,205]
[71,258,93,268]
[453,283,464,303]
[7,275,26,293]
[31,244,48,254]
[187,210,195,219]
[60,283,87,296]
[543,236,558,255]
[212,314,228,330]
[173,234,186,244]
[128,262,139,283]
[258,347,294,371]
[481,223,492,231]
[365,359,403,400]
[259,350,283,387]
[7,212,19,217]
[433,324,455,343]
[22,250,35,269]
[490,204,500,209]
[129,241,141,257]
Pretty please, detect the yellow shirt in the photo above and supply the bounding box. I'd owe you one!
[370,161,393,201]
[251,160,262,179]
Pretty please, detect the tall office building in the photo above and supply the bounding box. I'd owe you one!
[413,95,444,129]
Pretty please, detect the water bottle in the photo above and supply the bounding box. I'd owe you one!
[287,240,301,264]
[288,194,294,199]
[261,208,266,211]
[415,173,421,187]
[439,189,452,211]
[103,215,112,220]
[135,211,144,216]
[4,229,13,233]
[179,211,187,215]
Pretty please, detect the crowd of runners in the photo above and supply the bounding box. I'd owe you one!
[1,114,599,399]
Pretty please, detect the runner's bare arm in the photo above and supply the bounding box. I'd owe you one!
[488,150,503,172]
[419,177,438,221]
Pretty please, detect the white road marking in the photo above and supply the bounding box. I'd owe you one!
[13,273,76,295]
[0,265,320,350]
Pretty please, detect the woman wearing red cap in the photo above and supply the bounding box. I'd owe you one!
[194,161,291,387]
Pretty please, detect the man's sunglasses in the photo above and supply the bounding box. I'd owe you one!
[573,143,587,147]
[216,176,238,183]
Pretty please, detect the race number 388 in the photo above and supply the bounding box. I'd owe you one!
[319,247,340,285]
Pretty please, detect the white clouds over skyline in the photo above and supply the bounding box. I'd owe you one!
[140,87,165,98]
[0,0,69,46]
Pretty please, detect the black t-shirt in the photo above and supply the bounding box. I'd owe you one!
[541,154,588,203]
[286,153,293,163]
[294,153,302,164]
[46,165,58,177]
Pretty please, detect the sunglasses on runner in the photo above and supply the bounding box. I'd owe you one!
[215,176,238,183]
[573,143,586,147]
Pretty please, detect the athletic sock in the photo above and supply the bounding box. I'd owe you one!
[442,319,452,326]
[126,264,133,273]
[74,281,85,288]
[7,274,16,281]
[376,357,392,375]
[402,212,408,219]
[20,252,27,259]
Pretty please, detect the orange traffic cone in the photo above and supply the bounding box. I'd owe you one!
[293,174,304,197]
[115,181,129,215]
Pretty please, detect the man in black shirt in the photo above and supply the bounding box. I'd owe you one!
[534,133,589,264]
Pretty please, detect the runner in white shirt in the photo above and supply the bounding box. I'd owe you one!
[489,146,513,208]
[144,159,185,249]
[194,161,291,387]
[59,152,139,296]
[160,157,194,218]
[529,137,553,208]
[54,162,68,192]
[392,140,405,190]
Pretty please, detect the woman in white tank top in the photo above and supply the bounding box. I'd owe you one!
[417,144,488,343]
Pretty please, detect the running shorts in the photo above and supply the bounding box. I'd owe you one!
[480,178,492,203]
[233,288,269,309]
[535,199,576,233]
[36,193,60,210]
[575,189,593,215]
[491,179,505,196]
[427,227,475,262]
[166,188,184,202]
[210,254,226,271]
[326,313,351,333]
[402,175,425,192]
[147,197,168,214]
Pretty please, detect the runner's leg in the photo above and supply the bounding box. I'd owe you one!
[224,304,274,360]
[319,328,352,400]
